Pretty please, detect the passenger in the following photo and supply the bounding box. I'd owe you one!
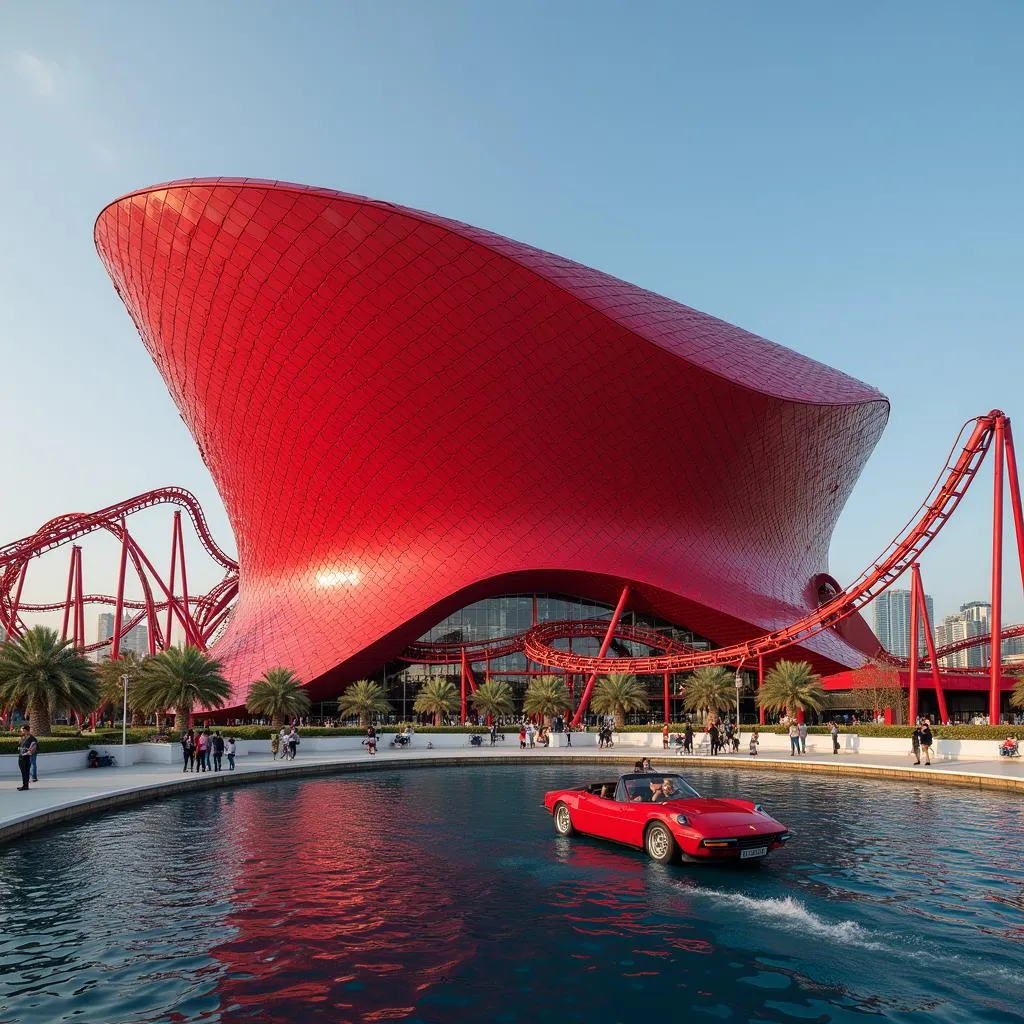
[599,784,612,799]
[651,778,678,802]
[633,760,644,773]
[641,757,652,772]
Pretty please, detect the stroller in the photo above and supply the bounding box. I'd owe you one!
[390,733,412,749]
[468,734,484,747]
[999,738,1020,758]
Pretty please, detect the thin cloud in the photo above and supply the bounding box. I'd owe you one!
[13,50,63,99]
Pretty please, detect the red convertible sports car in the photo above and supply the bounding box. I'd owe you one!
[543,773,793,864]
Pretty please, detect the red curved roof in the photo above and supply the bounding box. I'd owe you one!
[95,178,889,703]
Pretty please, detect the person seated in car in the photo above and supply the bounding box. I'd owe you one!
[650,778,679,802]
[640,757,652,771]
[599,784,612,799]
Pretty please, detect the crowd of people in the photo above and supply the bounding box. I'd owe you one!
[179,729,236,772]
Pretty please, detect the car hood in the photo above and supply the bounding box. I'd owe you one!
[673,798,781,834]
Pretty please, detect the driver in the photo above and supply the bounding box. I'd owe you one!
[651,778,678,802]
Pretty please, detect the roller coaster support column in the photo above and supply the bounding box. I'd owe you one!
[110,519,129,661]
[570,584,630,728]
[758,656,765,725]
[990,416,1005,725]
[165,512,180,647]
[1003,421,1024,608]
[912,563,947,725]
[5,561,27,640]
[908,564,921,725]
[60,545,77,640]
[663,672,670,727]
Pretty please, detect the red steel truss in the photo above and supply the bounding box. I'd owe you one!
[0,489,238,656]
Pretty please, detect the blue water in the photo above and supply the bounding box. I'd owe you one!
[1,764,1022,1023]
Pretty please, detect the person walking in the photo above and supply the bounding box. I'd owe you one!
[366,725,377,755]
[518,725,526,750]
[831,721,841,754]
[212,731,225,771]
[798,720,808,754]
[181,729,195,773]
[279,726,289,759]
[708,721,720,756]
[270,730,280,760]
[911,723,922,764]
[662,723,669,750]
[749,727,759,756]
[526,723,536,749]
[287,725,299,760]
[920,721,933,765]
[16,725,37,791]
[788,721,800,756]
[489,722,497,746]
[683,722,693,755]
[226,736,236,770]
[196,730,208,772]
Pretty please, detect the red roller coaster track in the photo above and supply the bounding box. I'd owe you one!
[0,488,238,656]
[1,413,1022,725]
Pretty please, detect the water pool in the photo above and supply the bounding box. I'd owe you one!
[1,764,1021,1023]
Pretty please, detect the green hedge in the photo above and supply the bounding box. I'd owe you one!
[0,736,92,754]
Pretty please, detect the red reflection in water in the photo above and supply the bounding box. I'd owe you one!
[209,780,474,1023]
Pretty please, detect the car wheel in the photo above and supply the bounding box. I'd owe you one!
[645,822,677,864]
[553,802,575,836]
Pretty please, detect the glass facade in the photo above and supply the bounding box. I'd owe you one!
[379,592,715,721]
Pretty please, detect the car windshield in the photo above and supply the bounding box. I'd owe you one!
[620,774,700,803]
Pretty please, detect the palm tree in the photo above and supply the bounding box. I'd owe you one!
[470,680,515,721]
[1010,672,1024,710]
[681,665,734,722]
[590,672,648,729]
[413,678,459,725]
[135,646,230,730]
[0,626,98,737]
[337,679,392,727]
[96,650,149,727]
[757,659,825,719]
[523,675,571,725]
[245,667,310,727]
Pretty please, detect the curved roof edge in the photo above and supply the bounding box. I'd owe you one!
[95,177,891,414]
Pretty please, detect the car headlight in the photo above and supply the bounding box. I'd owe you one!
[675,814,689,826]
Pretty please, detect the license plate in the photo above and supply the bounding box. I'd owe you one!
[740,846,768,859]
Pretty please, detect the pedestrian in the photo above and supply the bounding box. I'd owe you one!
[518,725,526,749]
[788,721,800,756]
[212,731,225,771]
[279,726,290,759]
[29,736,39,782]
[287,725,300,759]
[831,721,840,754]
[196,730,209,772]
[489,722,497,746]
[920,721,933,765]
[911,723,922,764]
[749,728,759,756]
[366,725,377,755]
[662,723,669,750]
[16,725,36,791]
[226,735,236,770]
[798,720,808,754]
[181,729,195,773]
[683,722,693,755]
[527,723,535,749]
[566,726,572,747]
[270,730,280,760]
[708,721,720,756]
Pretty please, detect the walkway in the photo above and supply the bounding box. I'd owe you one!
[3,744,1024,844]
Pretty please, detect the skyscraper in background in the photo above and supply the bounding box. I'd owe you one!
[95,611,148,660]
[873,589,934,658]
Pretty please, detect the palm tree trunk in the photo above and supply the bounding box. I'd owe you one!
[614,710,625,729]
[177,705,191,732]
[272,713,284,728]
[359,712,368,728]
[130,711,144,728]
[155,710,164,734]
[29,695,52,737]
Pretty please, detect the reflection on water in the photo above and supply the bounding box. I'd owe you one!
[0,765,1022,1023]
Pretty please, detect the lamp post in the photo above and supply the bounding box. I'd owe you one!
[734,670,743,727]
[121,673,129,767]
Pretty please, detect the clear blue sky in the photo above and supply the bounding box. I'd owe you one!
[1,1,1022,630]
